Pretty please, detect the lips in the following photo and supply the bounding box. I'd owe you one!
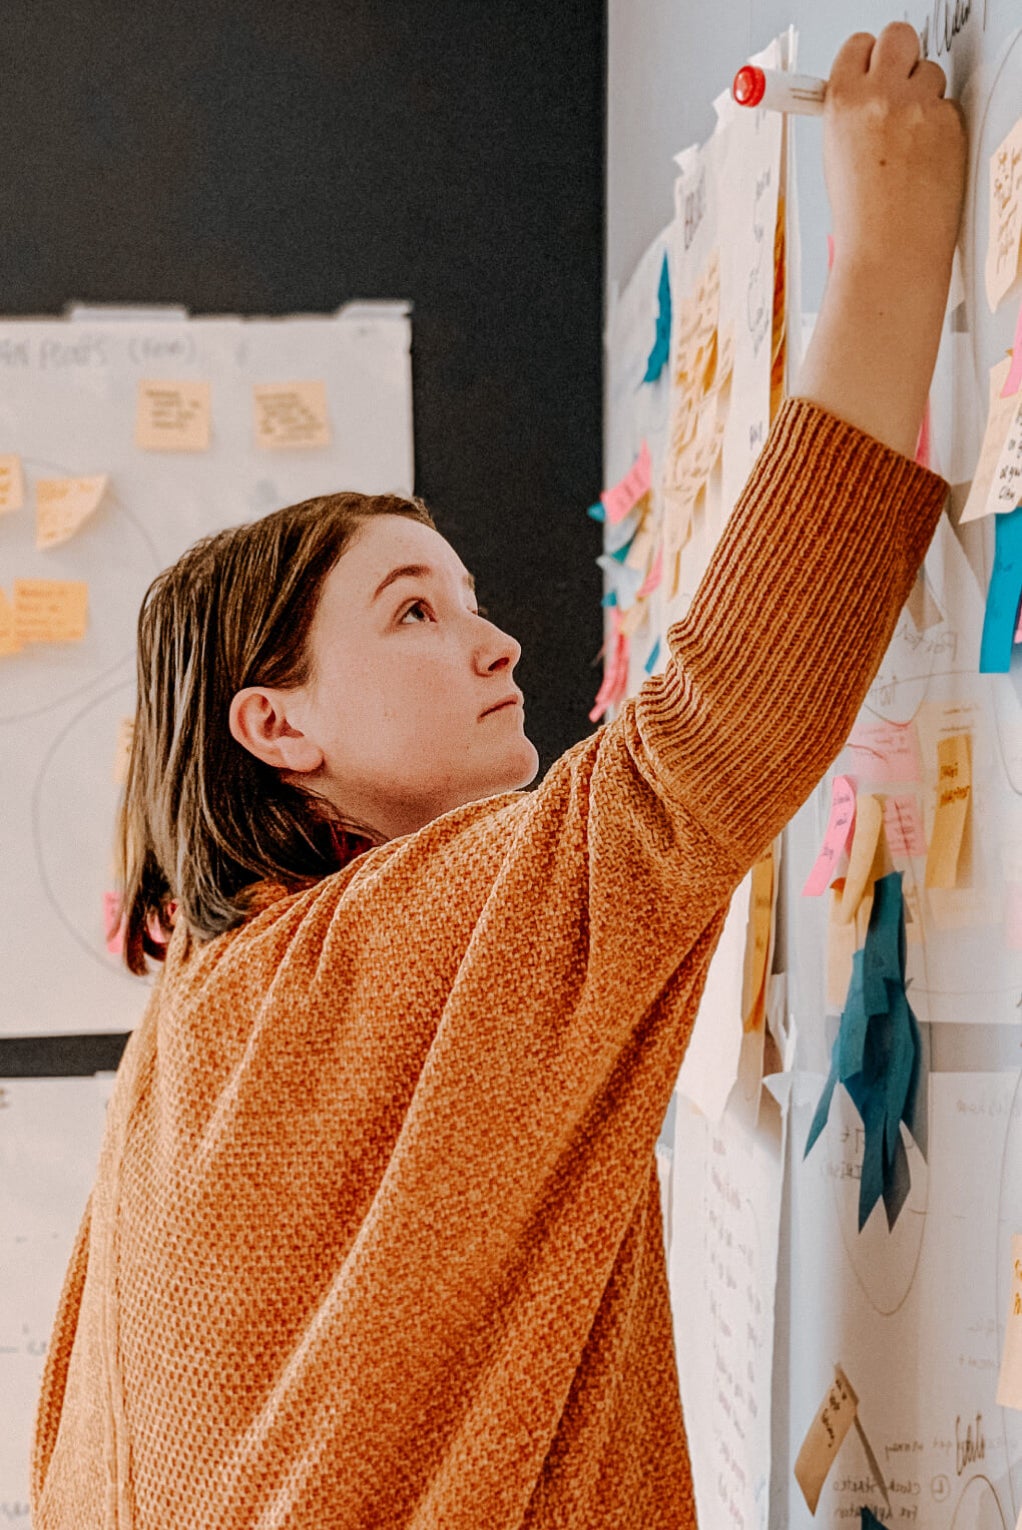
[482,695,521,716]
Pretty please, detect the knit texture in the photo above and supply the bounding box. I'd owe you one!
[30,399,948,1530]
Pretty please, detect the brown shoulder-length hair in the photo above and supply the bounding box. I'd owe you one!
[118,490,437,975]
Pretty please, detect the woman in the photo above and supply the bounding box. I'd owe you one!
[31,25,964,1530]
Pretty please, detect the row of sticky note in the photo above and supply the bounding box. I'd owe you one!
[0,461,109,550]
[134,379,331,452]
[0,580,88,653]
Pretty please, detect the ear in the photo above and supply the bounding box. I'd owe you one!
[228,687,324,775]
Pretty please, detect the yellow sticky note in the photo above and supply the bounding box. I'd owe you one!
[986,118,1022,313]
[794,1365,859,1514]
[0,453,24,513]
[742,849,774,1034]
[996,1234,1022,1410]
[136,380,211,451]
[36,474,108,550]
[959,358,1020,523]
[113,715,136,787]
[13,579,88,643]
[253,381,331,449]
[0,588,23,656]
[925,732,971,889]
[837,793,883,922]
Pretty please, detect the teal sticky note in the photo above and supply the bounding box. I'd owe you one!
[601,590,618,608]
[861,1507,886,1529]
[836,951,869,1081]
[642,252,672,384]
[804,1064,838,1159]
[862,873,903,1014]
[979,503,1022,673]
[587,500,606,523]
[644,638,661,675]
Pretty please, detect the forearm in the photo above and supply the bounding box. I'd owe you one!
[792,251,952,460]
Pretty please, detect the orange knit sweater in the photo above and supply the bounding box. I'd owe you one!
[30,399,948,1530]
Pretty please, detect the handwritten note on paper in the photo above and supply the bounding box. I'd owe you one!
[0,453,24,513]
[925,733,971,889]
[35,474,108,550]
[960,359,1019,523]
[803,775,856,896]
[882,794,927,858]
[253,381,331,450]
[112,716,135,787]
[794,1364,859,1514]
[0,588,22,656]
[986,117,1022,313]
[843,721,922,785]
[12,579,88,644]
[135,380,211,451]
[996,1234,1022,1410]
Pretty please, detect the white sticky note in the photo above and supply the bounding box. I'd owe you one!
[986,117,1022,313]
[253,381,331,449]
[35,474,108,550]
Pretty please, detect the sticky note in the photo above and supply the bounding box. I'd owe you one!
[35,474,108,550]
[253,381,331,449]
[997,1235,1022,1409]
[13,580,88,643]
[642,252,671,384]
[826,883,859,1011]
[113,716,135,787]
[742,849,774,1033]
[960,359,1020,524]
[0,588,23,656]
[837,794,883,922]
[882,795,926,858]
[136,380,211,451]
[843,721,921,784]
[0,453,24,513]
[794,1365,859,1514]
[803,776,856,896]
[980,504,1022,671]
[924,733,971,888]
[600,441,652,525]
[1002,295,1022,399]
[985,117,1022,313]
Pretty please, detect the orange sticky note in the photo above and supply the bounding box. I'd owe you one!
[794,1365,859,1514]
[113,716,135,787]
[136,380,211,451]
[924,732,971,889]
[13,579,88,643]
[836,793,883,922]
[35,474,108,550]
[253,381,331,449]
[803,776,856,896]
[0,453,24,513]
[0,588,23,656]
[742,849,774,1033]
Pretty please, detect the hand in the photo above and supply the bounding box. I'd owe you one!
[824,24,966,288]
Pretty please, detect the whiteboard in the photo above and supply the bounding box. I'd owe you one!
[0,303,413,1036]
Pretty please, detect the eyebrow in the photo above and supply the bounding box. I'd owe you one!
[371,564,476,604]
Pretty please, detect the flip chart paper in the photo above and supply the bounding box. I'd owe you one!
[924,733,971,888]
[0,589,22,656]
[601,440,652,524]
[996,1233,1022,1410]
[12,579,88,643]
[135,380,212,451]
[253,380,331,449]
[793,1364,859,1514]
[0,453,24,513]
[803,775,856,895]
[985,116,1022,313]
[35,474,108,550]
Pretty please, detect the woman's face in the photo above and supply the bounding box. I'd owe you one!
[279,514,539,841]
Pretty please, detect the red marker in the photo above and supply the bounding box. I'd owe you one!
[732,65,826,116]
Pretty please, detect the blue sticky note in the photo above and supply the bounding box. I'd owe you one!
[862,874,903,1014]
[601,590,618,608]
[644,638,661,675]
[836,951,869,1081]
[861,1508,886,1530]
[804,1064,838,1159]
[587,500,606,523]
[642,252,672,384]
[979,503,1022,673]
[881,1125,911,1230]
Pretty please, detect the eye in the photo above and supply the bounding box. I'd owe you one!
[398,600,489,624]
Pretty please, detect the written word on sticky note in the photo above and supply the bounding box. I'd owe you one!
[600,440,652,525]
[113,716,136,787]
[961,359,1020,523]
[844,720,921,784]
[0,453,24,513]
[36,474,108,550]
[13,579,88,644]
[794,1365,859,1514]
[136,380,211,451]
[253,381,331,449]
[997,1234,1022,1409]
[986,117,1022,313]
[882,794,926,858]
[924,732,971,888]
[803,776,856,896]
[0,588,22,656]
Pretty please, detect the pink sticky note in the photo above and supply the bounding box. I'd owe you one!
[844,721,922,784]
[601,440,652,525]
[103,891,125,957]
[802,775,856,895]
[1001,296,1022,400]
[915,398,932,470]
[882,794,926,857]
[637,544,663,598]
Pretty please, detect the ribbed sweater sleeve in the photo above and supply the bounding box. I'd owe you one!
[632,396,949,870]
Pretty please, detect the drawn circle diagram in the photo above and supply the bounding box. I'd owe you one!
[948,1474,1008,1530]
[0,454,160,725]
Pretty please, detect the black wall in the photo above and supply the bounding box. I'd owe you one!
[0,0,606,1074]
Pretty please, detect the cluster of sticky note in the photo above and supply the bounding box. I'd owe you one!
[805,873,926,1232]
[0,455,102,654]
[134,379,331,451]
[587,441,661,722]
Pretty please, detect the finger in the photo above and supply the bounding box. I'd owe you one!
[869,20,922,77]
[828,31,876,91]
[909,57,948,97]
